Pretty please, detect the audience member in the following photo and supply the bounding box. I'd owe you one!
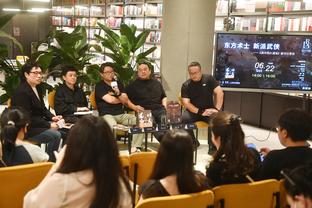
[0,108,49,166]
[54,66,89,123]
[260,108,312,180]
[282,162,312,208]
[24,116,133,208]
[181,61,224,152]
[125,62,167,142]
[139,129,209,201]
[206,111,261,187]
[95,62,143,153]
[11,61,62,161]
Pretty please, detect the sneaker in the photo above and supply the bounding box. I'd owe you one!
[130,147,141,154]
[192,139,200,151]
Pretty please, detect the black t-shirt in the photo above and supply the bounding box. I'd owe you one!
[95,80,124,116]
[181,74,219,110]
[261,146,312,180]
[125,79,166,110]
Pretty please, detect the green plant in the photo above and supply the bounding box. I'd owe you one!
[33,26,101,87]
[94,23,157,86]
[0,14,24,104]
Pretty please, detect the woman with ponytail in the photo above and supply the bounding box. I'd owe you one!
[0,108,49,166]
[206,111,261,187]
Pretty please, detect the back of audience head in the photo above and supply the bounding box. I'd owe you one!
[0,108,29,153]
[283,162,312,208]
[277,108,312,143]
[57,115,131,207]
[150,129,202,194]
[210,111,256,178]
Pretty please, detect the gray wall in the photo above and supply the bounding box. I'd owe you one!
[161,0,217,100]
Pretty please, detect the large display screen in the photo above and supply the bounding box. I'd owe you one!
[214,32,312,92]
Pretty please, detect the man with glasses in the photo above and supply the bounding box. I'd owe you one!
[95,62,144,153]
[54,66,89,123]
[11,61,62,162]
[181,61,224,153]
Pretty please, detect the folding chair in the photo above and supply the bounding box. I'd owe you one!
[0,162,54,208]
[213,179,280,208]
[135,189,214,208]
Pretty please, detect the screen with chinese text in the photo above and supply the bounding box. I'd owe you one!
[214,33,312,92]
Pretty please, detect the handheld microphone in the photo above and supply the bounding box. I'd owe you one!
[111,81,118,89]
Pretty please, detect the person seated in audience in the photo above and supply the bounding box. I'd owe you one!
[206,111,261,187]
[139,129,209,201]
[24,116,133,208]
[54,66,89,124]
[11,61,62,162]
[282,162,312,208]
[260,108,312,180]
[0,108,49,166]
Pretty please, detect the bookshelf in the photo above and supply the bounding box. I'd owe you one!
[215,0,312,33]
[51,0,163,73]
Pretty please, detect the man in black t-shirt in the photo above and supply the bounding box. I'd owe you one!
[95,62,144,153]
[181,61,224,152]
[125,62,167,142]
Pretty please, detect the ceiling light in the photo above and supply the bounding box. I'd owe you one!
[2,8,21,12]
[27,8,51,13]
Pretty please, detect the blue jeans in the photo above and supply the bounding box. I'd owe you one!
[31,129,61,162]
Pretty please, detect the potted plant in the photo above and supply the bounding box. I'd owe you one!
[0,14,24,104]
[94,23,157,86]
[33,25,101,88]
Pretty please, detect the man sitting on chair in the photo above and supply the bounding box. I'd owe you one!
[181,61,224,153]
[95,62,144,153]
[54,66,89,124]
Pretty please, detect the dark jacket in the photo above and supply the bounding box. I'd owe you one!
[54,84,88,123]
[11,81,54,138]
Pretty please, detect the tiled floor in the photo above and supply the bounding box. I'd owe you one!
[119,124,285,173]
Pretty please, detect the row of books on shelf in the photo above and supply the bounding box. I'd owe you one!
[269,1,312,12]
[216,16,312,32]
[124,5,143,16]
[220,0,312,13]
[268,16,312,32]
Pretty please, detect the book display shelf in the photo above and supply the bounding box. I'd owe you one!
[215,0,312,32]
[51,0,163,72]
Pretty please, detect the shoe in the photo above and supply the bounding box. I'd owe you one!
[130,147,141,154]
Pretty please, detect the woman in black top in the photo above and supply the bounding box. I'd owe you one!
[139,129,209,201]
[206,111,261,187]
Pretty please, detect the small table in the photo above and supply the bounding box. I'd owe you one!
[127,123,199,164]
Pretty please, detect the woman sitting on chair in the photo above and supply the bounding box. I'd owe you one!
[206,111,261,187]
[24,116,133,208]
[139,129,209,200]
[0,108,49,166]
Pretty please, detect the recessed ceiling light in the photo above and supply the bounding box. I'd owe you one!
[2,8,21,12]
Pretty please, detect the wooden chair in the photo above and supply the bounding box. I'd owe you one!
[48,90,56,110]
[135,189,214,208]
[120,155,130,177]
[89,91,97,110]
[213,179,280,208]
[129,152,158,205]
[0,162,54,208]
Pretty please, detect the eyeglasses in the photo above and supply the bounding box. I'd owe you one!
[29,71,43,76]
[103,71,114,75]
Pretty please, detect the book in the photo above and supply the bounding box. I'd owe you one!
[137,110,153,128]
[166,101,182,124]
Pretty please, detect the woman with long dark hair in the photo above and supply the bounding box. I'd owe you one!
[139,129,209,200]
[0,108,48,166]
[24,116,132,208]
[206,111,261,187]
